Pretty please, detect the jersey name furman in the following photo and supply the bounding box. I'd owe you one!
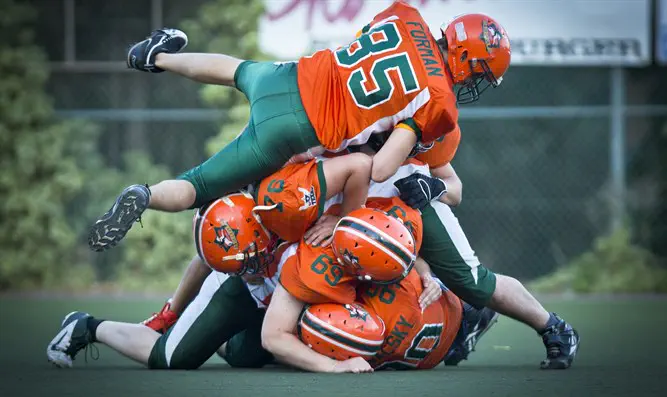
[407,21,444,77]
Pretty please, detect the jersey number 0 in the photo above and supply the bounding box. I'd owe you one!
[335,21,420,109]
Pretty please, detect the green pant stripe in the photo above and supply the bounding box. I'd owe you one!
[420,201,496,308]
[148,274,268,369]
[316,160,327,218]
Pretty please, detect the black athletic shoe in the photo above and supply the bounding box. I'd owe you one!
[444,304,499,366]
[46,312,94,368]
[540,313,580,369]
[127,28,188,73]
[88,184,151,252]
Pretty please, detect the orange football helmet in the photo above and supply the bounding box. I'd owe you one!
[441,13,511,104]
[298,303,385,361]
[193,192,275,275]
[332,208,416,284]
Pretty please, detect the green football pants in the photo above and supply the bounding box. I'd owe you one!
[178,61,320,208]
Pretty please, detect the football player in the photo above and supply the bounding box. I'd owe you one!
[387,127,580,369]
[47,194,283,370]
[299,265,499,370]
[252,152,372,244]
[88,1,510,255]
[261,206,442,373]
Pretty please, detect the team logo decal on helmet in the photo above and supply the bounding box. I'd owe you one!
[193,192,275,276]
[480,20,503,53]
[340,248,361,270]
[345,304,369,321]
[213,223,239,252]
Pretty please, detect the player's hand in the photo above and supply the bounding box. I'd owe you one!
[393,173,447,211]
[331,357,374,374]
[304,215,340,247]
[418,272,442,311]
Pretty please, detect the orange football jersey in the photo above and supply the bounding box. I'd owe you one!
[256,160,325,242]
[359,270,463,370]
[298,0,458,151]
[414,124,461,169]
[279,241,358,305]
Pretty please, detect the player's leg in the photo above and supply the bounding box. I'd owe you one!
[222,312,274,368]
[154,53,243,86]
[89,62,320,252]
[444,302,499,366]
[126,28,241,86]
[420,201,579,369]
[142,255,212,333]
[146,273,262,369]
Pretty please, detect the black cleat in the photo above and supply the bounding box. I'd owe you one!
[540,313,579,369]
[444,304,499,366]
[127,28,188,73]
[46,311,94,368]
[88,184,151,252]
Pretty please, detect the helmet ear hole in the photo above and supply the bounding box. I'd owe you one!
[460,50,468,62]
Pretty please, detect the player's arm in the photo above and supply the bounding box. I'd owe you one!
[430,163,462,207]
[141,254,211,331]
[261,284,339,373]
[414,257,442,310]
[304,153,373,246]
[371,126,418,182]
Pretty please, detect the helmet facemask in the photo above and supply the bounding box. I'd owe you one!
[233,241,275,276]
[456,59,502,105]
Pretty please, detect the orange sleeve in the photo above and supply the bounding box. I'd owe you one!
[415,124,461,169]
[256,161,324,242]
[279,254,320,303]
[412,89,458,143]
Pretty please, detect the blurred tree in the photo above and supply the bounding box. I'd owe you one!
[0,0,98,289]
[179,0,266,155]
[529,227,667,294]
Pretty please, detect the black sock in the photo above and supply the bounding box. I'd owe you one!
[87,317,106,342]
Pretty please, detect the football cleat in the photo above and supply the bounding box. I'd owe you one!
[444,304,499,366]
[127,28,188,73]
[141,300,179,334]
[47,311,94,368]
[540,313,580,369]
[88,184,151,252]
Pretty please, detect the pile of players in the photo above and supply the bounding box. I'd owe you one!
[47,152,497,373]
[47,0,579,373]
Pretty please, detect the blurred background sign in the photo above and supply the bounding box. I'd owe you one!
[659,0,667,64]
[260,0,652,65]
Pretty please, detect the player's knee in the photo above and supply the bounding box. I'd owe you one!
[489,274,521,304]
[167,353,204,370]
[176,168,206,209]
[350,152,373,173]
[225,351,271,368]
[260,328,278,354]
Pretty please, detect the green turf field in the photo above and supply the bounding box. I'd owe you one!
[0,296,663,397]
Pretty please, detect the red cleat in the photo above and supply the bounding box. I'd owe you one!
[141,300,179,334]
